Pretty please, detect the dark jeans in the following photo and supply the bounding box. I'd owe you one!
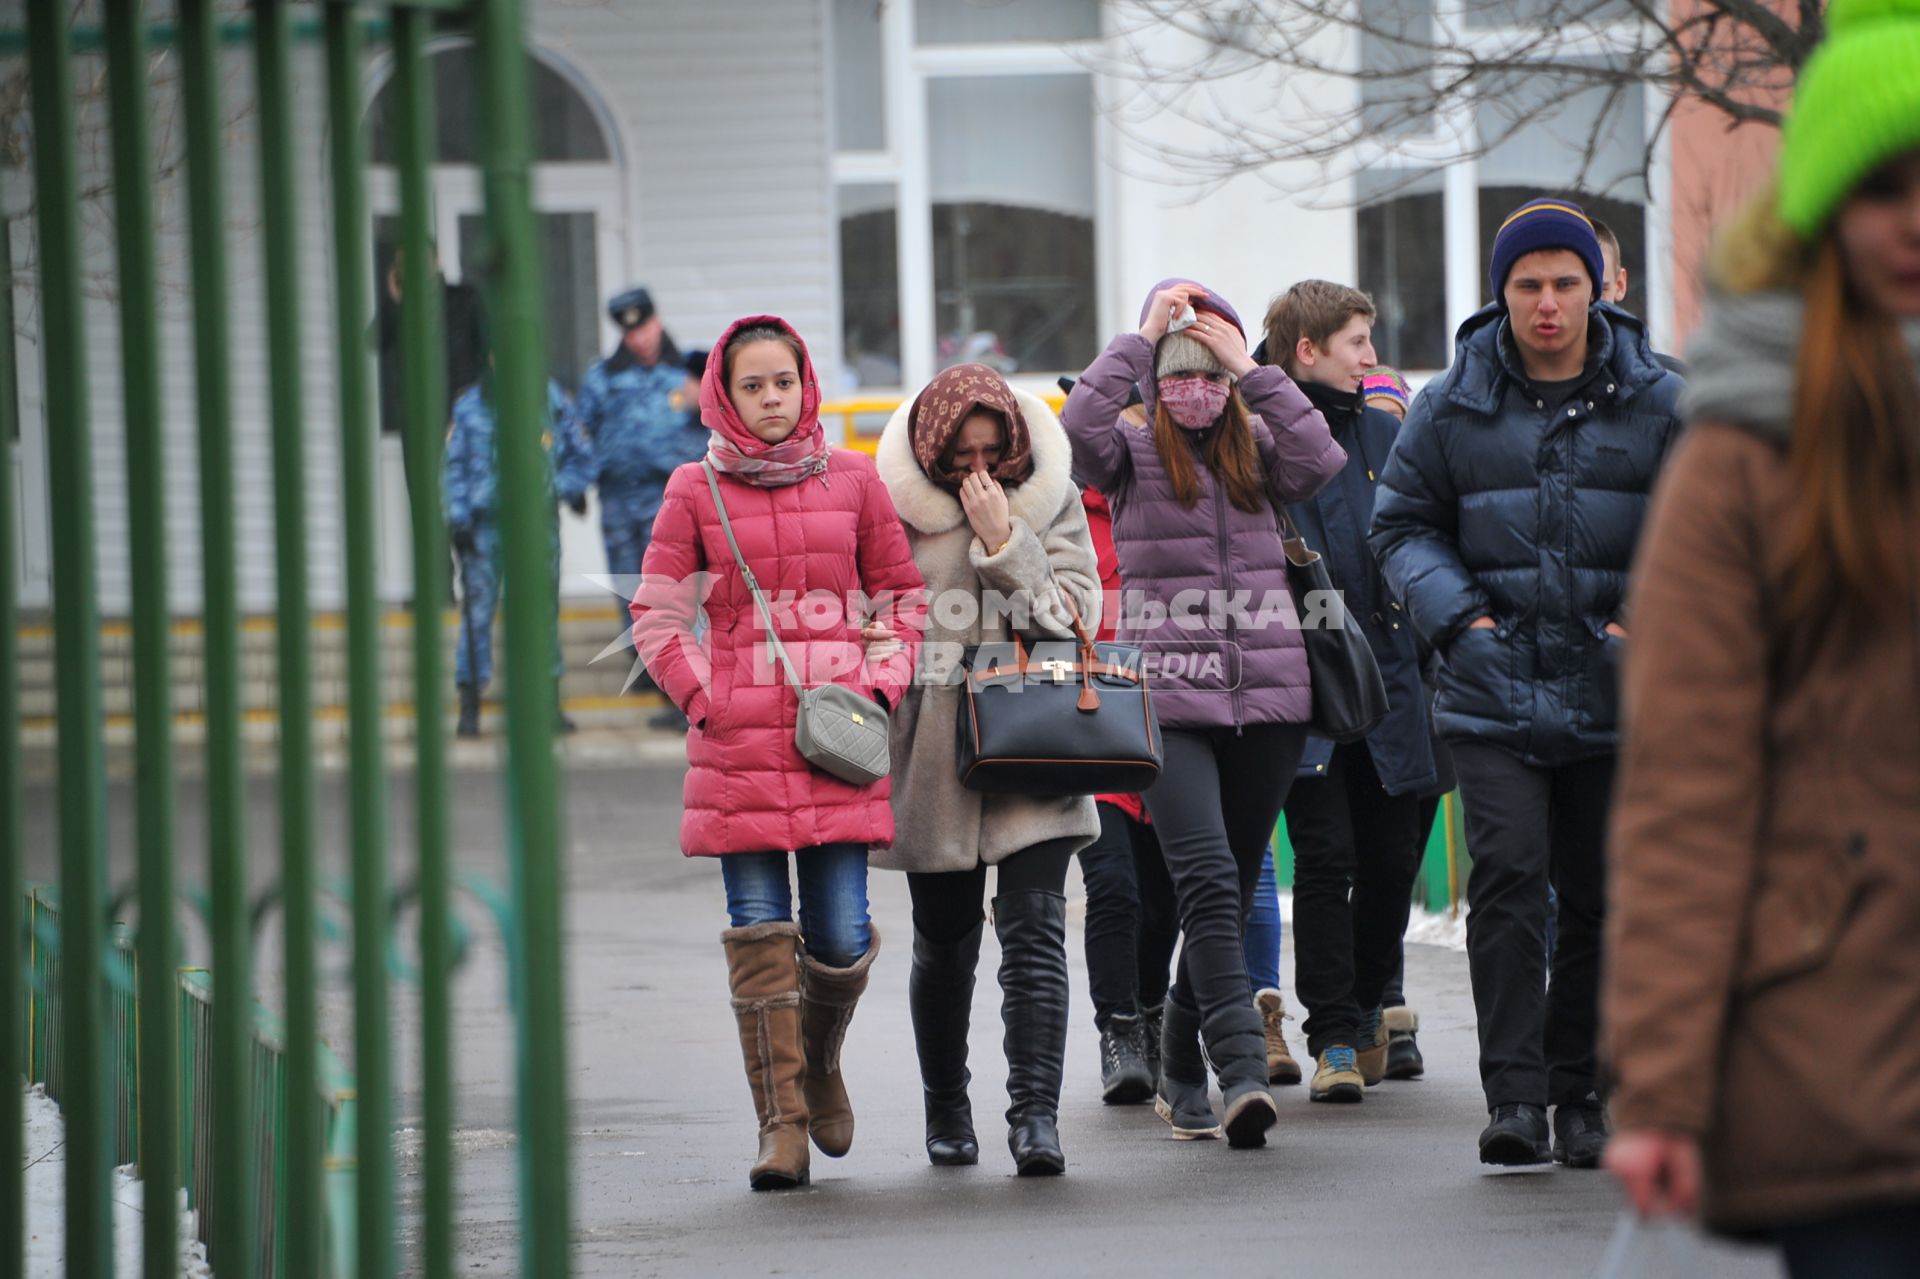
[1382,792,1445,1009]
[907,838,1078,944]
[1452,743,1614,1110]
[1143,723,1307,1091]
[1284,741,1424,1056]
[1078,803,1178,1029]
[1777,1202,1920,1279]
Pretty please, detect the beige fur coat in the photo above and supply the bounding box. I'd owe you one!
[869,388,1102,874]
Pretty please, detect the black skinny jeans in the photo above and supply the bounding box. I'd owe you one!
[907,838,1079,944]
[1452,742,1614,1110]
[1078,801,1179,1029]
[1283,741,1424,1056]
[1381,793,1442,1010]
[1143,723,1307,1092]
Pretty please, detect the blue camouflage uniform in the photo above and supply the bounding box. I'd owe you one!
[569,349,708,583]
[443,379,592,689]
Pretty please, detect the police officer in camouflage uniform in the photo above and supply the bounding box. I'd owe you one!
[444,375,593,737]
[571,287,708,609]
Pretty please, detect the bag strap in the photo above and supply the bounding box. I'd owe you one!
[703,459,805,694]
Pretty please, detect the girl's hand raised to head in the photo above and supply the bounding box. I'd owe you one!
[1138,284,1209,342]
[1185,311,1258,378]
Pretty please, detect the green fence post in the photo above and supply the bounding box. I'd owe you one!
[472,0,573,1269]
[252,0,325,1274]
[25,0,114,1272]
[391,8,456,1277]
[101,2,180,1271]
[320,5,396,1276]
[0,208,23,1279]
[179,0,256,1269]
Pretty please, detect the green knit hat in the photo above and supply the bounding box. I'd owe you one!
[1778,0,1920,239]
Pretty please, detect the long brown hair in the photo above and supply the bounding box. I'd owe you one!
[1151,390,1269,513]
[1782,243,1920,631]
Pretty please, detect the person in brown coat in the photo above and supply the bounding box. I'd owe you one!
[1601,5,1920,1272]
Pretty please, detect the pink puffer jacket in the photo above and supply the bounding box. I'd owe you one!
[633,316,926,856]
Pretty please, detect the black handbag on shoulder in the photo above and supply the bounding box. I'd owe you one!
[954,598,1162,795]
[1280,511,1390,744]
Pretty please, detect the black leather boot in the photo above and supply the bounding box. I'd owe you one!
[996,890,1069,1176]
[456,683,481,738]
[910,921,981,1166]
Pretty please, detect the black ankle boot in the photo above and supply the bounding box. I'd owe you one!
[1098,1013,1154,1105]
[996,890,1069,1176]
[910,921,981,1166]
[457,683,481,738]
[1154,998,1220,1139]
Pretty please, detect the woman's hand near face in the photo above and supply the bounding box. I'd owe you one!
[1138,284,1208,342]
[1185,312,1258,378]
[960,470,1013,551]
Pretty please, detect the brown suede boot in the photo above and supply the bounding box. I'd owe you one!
[799,927,880,1158]
[722,922,810,1190]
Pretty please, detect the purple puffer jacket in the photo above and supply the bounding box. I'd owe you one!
[1061,284,1346,730]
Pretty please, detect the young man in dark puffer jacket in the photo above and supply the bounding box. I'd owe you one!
[1369,197,1684,1169]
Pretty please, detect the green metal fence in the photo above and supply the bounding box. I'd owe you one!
[5,1,574,1275]
[23,889,360,1276]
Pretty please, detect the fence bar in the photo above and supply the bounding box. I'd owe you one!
[25,1,114,1272]
[179,0,256,1268]
[251,1,326,1274]
[101,1,181,1271]
[320,5,397,1276]
[0,213,24,1279]
[473,0,572,1268]
[391,8,456,1277]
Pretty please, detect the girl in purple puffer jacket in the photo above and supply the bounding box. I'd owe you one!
[1061,279,1345,1148]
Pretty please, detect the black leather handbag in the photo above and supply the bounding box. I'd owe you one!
[954,601,1162,795]
[1281,511,1390,744]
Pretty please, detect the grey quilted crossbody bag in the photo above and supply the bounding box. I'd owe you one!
[702,461,892,786]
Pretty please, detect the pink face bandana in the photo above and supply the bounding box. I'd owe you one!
[1159,376,1231,430]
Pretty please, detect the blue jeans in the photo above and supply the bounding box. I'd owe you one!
[1243,846,1283,992]
[720,844,872,968]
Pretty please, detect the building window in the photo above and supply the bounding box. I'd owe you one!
[366,47,609,165]
[1356,171,1448,371]
[928,74,1095,375]
[840,184,902,388]
[914,0,1100,44]
[833,0,888,152]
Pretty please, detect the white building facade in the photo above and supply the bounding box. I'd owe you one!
[4,0,1663,614]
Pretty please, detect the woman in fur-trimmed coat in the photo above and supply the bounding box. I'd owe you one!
[873,363,1101,1177]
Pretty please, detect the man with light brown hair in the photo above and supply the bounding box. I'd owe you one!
[1256,280,1444,1109]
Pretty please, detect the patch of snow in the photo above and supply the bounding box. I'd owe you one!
[23,1084,212,1277]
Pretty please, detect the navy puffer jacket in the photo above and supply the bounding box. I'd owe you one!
[1368,302,1685,765]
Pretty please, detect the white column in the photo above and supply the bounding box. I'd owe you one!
[890,1,936,393]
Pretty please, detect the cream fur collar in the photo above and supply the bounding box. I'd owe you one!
[877,386,1075,535]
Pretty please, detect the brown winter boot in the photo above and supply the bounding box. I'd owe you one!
[1255,988,1303,1085]
[722,922,811,1190]
[799,927,880,1158]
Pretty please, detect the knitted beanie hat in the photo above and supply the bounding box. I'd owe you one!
[1487,197,1605,303]
[1362,366,1411,410]
[1778,0,1920,239]
[1155,330,1228,380]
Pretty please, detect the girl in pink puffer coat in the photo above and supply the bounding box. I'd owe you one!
[633,315,925,1192]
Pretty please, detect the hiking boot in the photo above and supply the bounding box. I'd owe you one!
[1221,1081,1278,1149]
[1552,1102,1611,1170]
[1383,1006,1424,1080]
[1254,988,1303,1085]
[1479,1102,1551,1166]
[1309,1045,1365,1104]
[1355,1006,1389,1086]
[1099,1014,1155,1105]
